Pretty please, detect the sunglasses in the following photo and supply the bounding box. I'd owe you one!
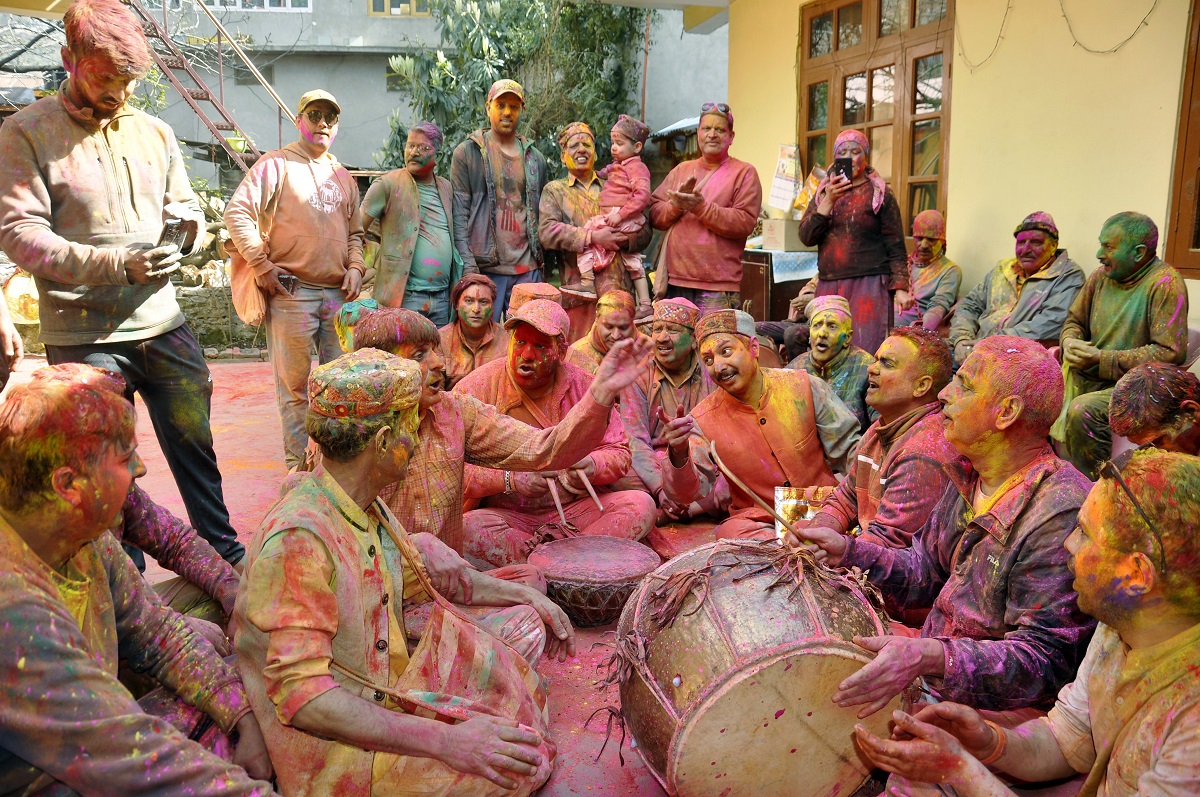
[701,102,731,114]
[304,109,339,126]
[1098,459,1167,575]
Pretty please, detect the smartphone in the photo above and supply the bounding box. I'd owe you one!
[157,218,187,250]
[278,274,299,295]
[832,157,854,181]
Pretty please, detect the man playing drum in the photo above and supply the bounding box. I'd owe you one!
[792,336,1096,716]
[660,308,861,540]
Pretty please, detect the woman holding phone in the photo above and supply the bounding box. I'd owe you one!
[798,129,909,355]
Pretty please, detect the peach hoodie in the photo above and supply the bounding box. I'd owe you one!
[224,142,365,287]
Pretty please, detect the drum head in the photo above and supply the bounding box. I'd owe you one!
[528,537,660,585]
[669,642,897,797]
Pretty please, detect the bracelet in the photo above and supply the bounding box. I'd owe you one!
[977,720,1008,766]
[504,471,514,494]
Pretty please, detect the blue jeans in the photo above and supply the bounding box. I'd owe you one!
[489,270,542,321]
[267,286,345,469]
[402,288,451,327]
[46,323,245,565]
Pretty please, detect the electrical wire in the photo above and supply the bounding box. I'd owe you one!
[1059,0,1160,55]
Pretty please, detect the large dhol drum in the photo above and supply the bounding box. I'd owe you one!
[528,536,660,628]
[612,539,899,797]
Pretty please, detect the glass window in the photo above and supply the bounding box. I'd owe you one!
[909,183,938,228]
[916,0,947,27]
[838,3,863,50]
[911,118,941,176]
[870,126,894,180]
[808,82,829,131]
[807,135,828,173]
[843,72,867,125]
[880,0,908,37]
[810,12,834,58]
[871,66,895,121]
[914,53,943,114]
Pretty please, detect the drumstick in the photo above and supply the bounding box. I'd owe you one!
[707,441,803,539]
[578,470,605,512]
[547,479,570,526]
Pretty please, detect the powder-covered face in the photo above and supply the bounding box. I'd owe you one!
[808,310,852,367]
[938,352,1001,457]
[697,113,734,161]
[404,129,437,178]
[866,336,922,418]
[651,320,695,373]
[700,333,758,401]
[296,100,339,153]
[90,438,146,538]
[65,51,137,119]
[834,140,867,180]
[456,284,494,331]
[1065,485,1145,625]
[487,94,523,136]
[595,309,635,351]
[1097,223,1149,282]
[1013,230,1056,276]
[610,130,642,163]
[393,341,446,410]
[561,133,596,176]
[912,235,944,264]
[509,323,562,391]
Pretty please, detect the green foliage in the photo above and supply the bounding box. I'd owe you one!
[377,0,652,179]
[129,68,169,114]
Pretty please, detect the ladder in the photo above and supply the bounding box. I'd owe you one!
[124,0,291,174]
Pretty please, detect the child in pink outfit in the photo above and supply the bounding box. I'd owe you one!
[562,114,654,319]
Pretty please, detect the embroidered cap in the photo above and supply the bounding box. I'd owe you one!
[653,298,701,330]
[612,114,650,145]
[1013,211,1058,240]
[807,295,853,320]
[694,309,756,342]
[504,299,571,340]
[308,349,422,419]
[558,121,594,149]
[509,282,561,312]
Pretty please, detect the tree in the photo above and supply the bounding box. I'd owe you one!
[377,0,652,179]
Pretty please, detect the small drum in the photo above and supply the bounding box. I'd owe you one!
[528,537,660,628]
[613,539,899,797]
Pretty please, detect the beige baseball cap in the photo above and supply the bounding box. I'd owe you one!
[297,89,341,115]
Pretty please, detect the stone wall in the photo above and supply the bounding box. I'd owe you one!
[176,285,264,350]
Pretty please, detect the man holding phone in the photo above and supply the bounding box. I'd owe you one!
[224,89,366,471]
[0,0,245,566]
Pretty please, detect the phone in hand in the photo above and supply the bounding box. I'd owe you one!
[831,157,854,181]
[157,218,188,250]
[278,274,299,295]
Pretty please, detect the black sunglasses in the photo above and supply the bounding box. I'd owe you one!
[1098,459,1167,575]
[304,109,339,126]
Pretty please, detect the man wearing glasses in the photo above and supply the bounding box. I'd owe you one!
[792,336,1095,718]
[854,451,1200,796]
[360,121,470,327]
[225,89,367,471]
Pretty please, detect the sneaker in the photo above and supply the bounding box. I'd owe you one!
[560,282,597,299]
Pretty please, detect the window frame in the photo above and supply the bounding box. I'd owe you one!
[1166,0,1200,277]
[368,0,432,17]
[798,0,954,231]
[202,0,312,11]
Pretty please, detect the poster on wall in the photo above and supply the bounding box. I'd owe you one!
[767,144,802,216]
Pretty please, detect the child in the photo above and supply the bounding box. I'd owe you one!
[562,114,654,321]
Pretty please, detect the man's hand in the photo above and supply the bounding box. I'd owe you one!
[590,226,627,252]
[787,295,807,323]
[528,590,576,661]
[558,457,596,495]
[409,532,472,598]
[0,301,24,372]
[854,710,985,789]
[441,717,545,790]
[591,335,654,405]
[232,712,275,782]
[123,244,182,284]
[342,267,363,301]
[892,702,1000,762]
[655,405,695,467]
[255,264,289,297]
[513,470,554,498]
[783,523,848,566]
[656,490,690,523]
[184,615,231,657]
[1062,338,1101,370]
[667,190,703,213]
[895,289,915,311]
[834,636,943,718]
[954,340,974,365]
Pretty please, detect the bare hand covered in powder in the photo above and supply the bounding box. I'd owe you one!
[835,635,943,718]
[442,717,545,790]
[655,405,695,462]
[854,710,987,789]
[125,243,183,283]
[591,336,654,405]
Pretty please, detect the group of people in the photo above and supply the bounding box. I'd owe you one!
[0,1,1197,795]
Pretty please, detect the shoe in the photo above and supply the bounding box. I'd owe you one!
[635,301,653,322]
[560,282,597,299]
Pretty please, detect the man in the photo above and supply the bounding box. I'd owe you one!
[648,102,761,312]
[787,295,876,431]
[792,336,1095,716]
[225,89,366,471]
[457,299,658,567]
[1052,212,1190,479]
[949,212,1084,365]
[439,273,509,388]
[337,302,651,560]
[661,309,860,540]
[0,0,243,565]
[235,350,567,796]
[895,209,962,332]
[1110,362,1200,462]
[539,122,650,340]
[854,452,1200,797]
[617,298,718,518]
[0,369,273,794]
[361,121,469,326]
[566,289,645,375]
[451,79,547,318]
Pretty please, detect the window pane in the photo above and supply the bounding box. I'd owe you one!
[843,72,867,125]
[808,82,829,131]
[909,183,938,229]
[880,0,908,36]
[810,12,833,58]
[871,66,894,121]
[807,135,828,173]
[870,126,893,180]
[912,118,941,176]
[291,0,307,7]
[373,0,385,10]
[914,53,943,114]
[414,0,429,11]
[269,0,283,6]
[838,3,863,50]
[916,0,947,26]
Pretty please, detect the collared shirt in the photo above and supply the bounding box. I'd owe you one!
[438,319,509,388]
[456,358,631,515]
[0,519,263,795]
[950,250,1086,348]
[1044,622,1200,797]
[896,255,962,326]
[843,450,1096,710]
[619,356,716,494]
[789,345,876,431]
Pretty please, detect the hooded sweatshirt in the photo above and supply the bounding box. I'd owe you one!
[224,142,365,288]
